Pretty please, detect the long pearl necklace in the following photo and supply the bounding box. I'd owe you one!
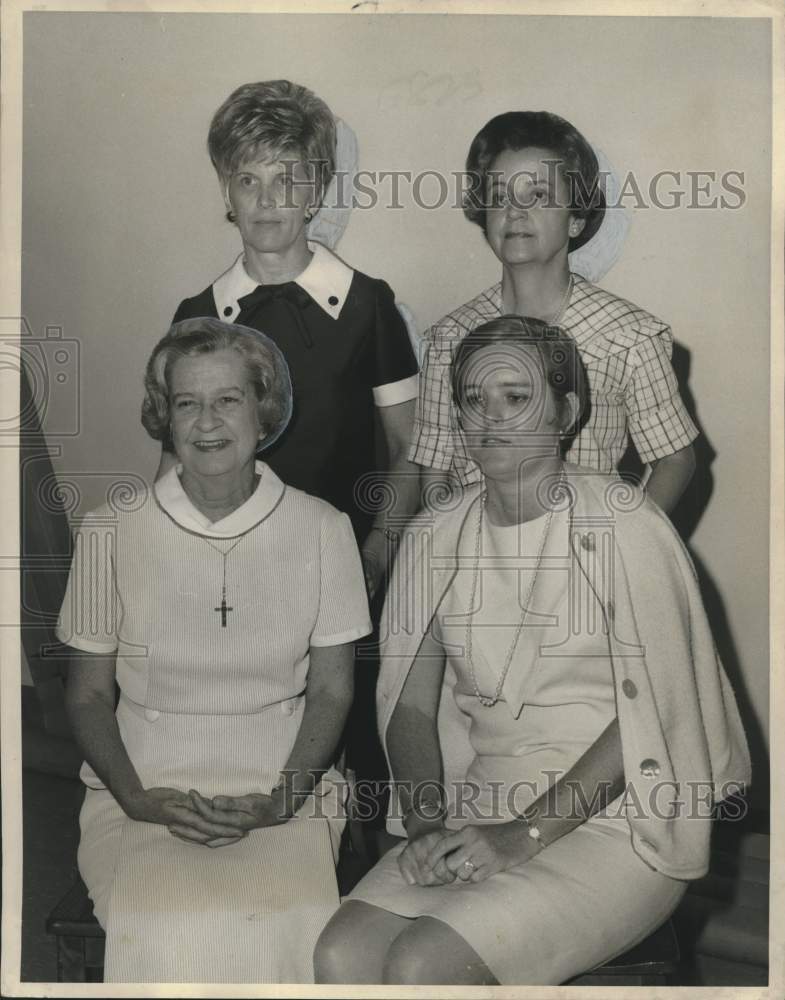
[464,482,560,708]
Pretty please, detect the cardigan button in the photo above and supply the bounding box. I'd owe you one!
[622,679,637,699]
[144,708,160,722]
[580,534,595,552]
[640,758,660,778]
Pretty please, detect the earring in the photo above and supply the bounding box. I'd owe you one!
[223,184,236,224]
[304,209,314,224]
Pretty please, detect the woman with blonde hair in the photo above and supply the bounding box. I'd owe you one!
[169,80,421,595]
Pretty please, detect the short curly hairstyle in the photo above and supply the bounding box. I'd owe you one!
[463,111,605,251]
[208,79,336,207]
[142,318,293,452]
[451,315,590,443]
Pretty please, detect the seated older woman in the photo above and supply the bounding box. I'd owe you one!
[315,316,750,986]
[58,317,371,984]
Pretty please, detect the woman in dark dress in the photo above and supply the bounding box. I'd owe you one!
[167,79,421,596]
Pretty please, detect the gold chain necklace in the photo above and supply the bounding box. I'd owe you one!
[464,482,560,707]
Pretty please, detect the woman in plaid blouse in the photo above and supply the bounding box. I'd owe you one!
[408,111,697,514]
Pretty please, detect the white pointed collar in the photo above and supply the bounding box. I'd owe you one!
[154,460,285,538]
[212,241,354,324]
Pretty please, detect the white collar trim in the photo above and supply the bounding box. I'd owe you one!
[154,460,285,537]
[212,241,354,323]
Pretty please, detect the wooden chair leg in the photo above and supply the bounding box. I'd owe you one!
[57,935,87,983]
[85,937,106,980]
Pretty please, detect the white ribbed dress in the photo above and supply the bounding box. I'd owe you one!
[57,462,371,984]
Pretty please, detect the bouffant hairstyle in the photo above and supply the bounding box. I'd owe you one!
[463,111,605,251]
[142,318,293,452]
[451,314,589,441]
[207,79,336,207]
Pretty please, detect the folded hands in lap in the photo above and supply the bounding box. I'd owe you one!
[128,786,287,848]
[398,827,457,886]
[400,822,541,886]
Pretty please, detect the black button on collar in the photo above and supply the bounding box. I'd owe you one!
[328,295,339,307]
[223,306,233,317]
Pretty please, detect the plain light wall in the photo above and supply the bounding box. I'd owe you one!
[21,12,771,793]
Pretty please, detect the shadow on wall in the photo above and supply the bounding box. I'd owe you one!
[669,343,768,810]
[619,341,767,810]
[669,342,715,545]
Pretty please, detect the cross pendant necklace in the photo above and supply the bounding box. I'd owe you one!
[215,586,233,627]
[204,536,246,628]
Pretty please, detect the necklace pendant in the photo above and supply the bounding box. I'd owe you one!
[214,590,233,627]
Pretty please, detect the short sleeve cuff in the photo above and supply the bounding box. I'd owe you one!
[373,374,419,407]
[310,620,373,647]
[630,402,699,464]
[457,463,483,487]
[55,625,118,656]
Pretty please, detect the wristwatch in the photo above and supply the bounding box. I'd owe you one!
[402,794,446,829]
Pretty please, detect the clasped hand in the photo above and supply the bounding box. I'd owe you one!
[399,819,541,886]
[129,786,289,848]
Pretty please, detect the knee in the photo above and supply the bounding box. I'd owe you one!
[313,913,356,984]
[382,929,433,986]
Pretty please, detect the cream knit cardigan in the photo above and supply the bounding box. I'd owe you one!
[376,467,752,880]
